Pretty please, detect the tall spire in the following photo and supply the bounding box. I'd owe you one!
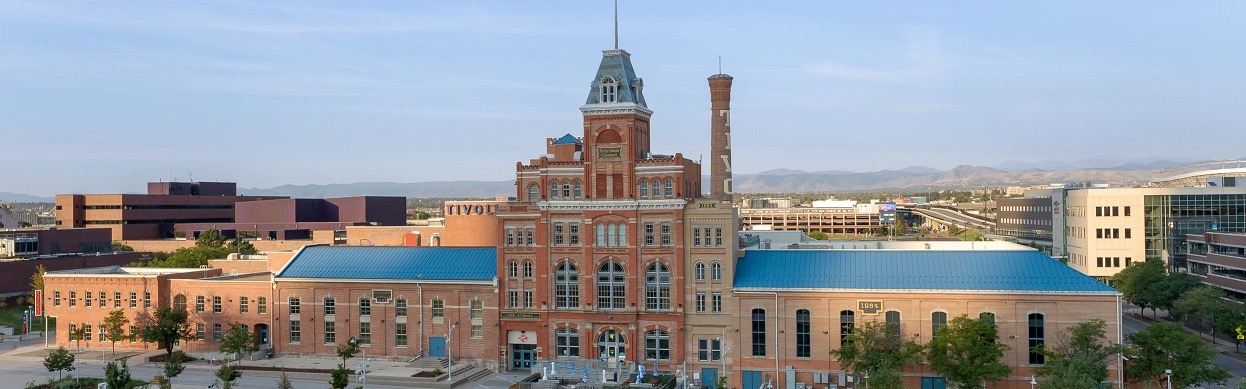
[613,0,619,50]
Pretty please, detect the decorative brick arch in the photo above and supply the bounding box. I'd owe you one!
[595,126,622,144]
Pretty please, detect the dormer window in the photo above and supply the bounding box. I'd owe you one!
[600,76,618,103]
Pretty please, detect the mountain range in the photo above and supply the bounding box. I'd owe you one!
[3,158,1228,201]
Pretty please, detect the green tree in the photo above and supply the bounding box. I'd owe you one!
[1112,259,1166,318]
[215,363,242,389]
[195,230,228,248]
[138,307,196,357]
[105,359,132,389]
[1154,273,1204,317]
[70,325,86,352]
[830,321,924,389]
[807,230,829,240]
[30,264,45,293]
[111,241,134,252]
[42,347,75,379]
[162,350,186,383]
[1173,286,1229,336]
[1035,319,1120,389]
[927,315,1011,388]
[330,364,351,389]
[219,322,258,366]
[102,309,130,355]
[278,370,294,389]
[1126,322,1230,388]
[337,340,359,366]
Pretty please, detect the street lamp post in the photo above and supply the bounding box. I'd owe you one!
[349,336,369,388]
[1030,375,1036,389]
[1165,369,1172,389]
[447,324,457,381]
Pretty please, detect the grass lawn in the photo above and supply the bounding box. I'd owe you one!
[0,305,56,334]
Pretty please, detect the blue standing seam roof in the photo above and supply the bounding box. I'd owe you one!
[733,250,1116,293]
[553,134,582,145]
[277,246,496,281]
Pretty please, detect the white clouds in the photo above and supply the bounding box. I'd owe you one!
[805,27,948,86]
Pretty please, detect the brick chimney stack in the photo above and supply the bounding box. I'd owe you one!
[708,73,733,200]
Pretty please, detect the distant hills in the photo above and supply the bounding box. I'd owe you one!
[8,157,1236,201]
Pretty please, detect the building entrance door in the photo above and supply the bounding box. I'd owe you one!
[511,344,536,370]
[701,368,718,389]
[920,377,946,389]
[429,336,446,358]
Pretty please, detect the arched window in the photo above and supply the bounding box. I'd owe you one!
[885,310,901,338]
[931,311,948,340]
[323,297,336,316]
[751,308,766,356]
[711,262,722,281]
[595,224,606,246]
[600,76,618,103]
[173,294,187,312]
[796,309,811,358]
[639,180,649,198]
[664,178,674,197]
[651,179,661,198]
[694,262,706,281]
[980,312,998,343]
[645,329,671,360]
[523,261,533,278]
[508,261,518,278]
[839,310,855,346]
[561,181,571,198]
[1028,313,1045,365]
[645,262,671,310]
[573,181,582,198]
[597,261,626,309]
[128,291,136,308]
[527,184,539,201]
[289,297,301,315]
[550,181,559,199]
[557,327,580,357]
[616,224,628,246]
[556,261,579,308]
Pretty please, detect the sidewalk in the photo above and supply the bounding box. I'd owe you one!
[1125,304,1246,362]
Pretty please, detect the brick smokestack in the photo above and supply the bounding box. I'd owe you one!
[708,73,733,200]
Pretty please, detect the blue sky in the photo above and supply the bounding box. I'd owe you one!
[3,1,1244,195]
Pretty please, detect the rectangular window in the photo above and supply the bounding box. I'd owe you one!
[1096,207,1102,217]
[569,223,580,245]
[196,296,205,312]
[396,299,407,317]
[1114,257,1121,267]
[711,293,722,313]
[595,224,605,246]
[524,289,534,309]
[1124,206,1131,216]
[195,323,203,341]
[1125,228,1131,239]
[129,325,137,343]
[212,296,222,313]
[70,291,77,307]
[289,297,300,315]
[698,339,709,361]
[114,291,121,308]
[1097,257,1104,267]
[715,228,723,247]
[711,338,722,361]
[506,228,515,246]
[554,222,565,245]
[212,323,222,341]
[396,323,408,346]
[694,228,701,247]
[660,222,671,246]
[240,297,249,313]
[885,311,901,338]
[325,321,336,345]
[695,293,706,313]
[796,309,811,358]
[644,223,655,246]
[432,300,445,318]
[1113,229,1119,239]
[751,309,766,357]
[360,298,371,316]
[509,290,519,308]
[128,292,136,308]
[258,297,268,314]
[54,291,61,307]
[324,298,336,316]
[1028,314,1045,365]
[290,320,301,343]
[359,323,371,346]
[144,291,151,309]
[526,227,534,246]
[1112,206,1119,216]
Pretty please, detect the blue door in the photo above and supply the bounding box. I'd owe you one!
[742,371,762,389]
[701,368,718,389]
[921,377,946,389]
[429,336,446,358]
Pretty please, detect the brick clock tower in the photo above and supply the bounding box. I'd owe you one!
[497,48,706,375]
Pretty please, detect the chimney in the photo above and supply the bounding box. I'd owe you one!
[708,74,734,200]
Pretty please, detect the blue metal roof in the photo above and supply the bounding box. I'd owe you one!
[584,49,647,107]
[553,134,582,145]
[733,250,1116,293]
[277,246,496,281]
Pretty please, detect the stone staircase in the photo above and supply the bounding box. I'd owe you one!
[410,356,450,369]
